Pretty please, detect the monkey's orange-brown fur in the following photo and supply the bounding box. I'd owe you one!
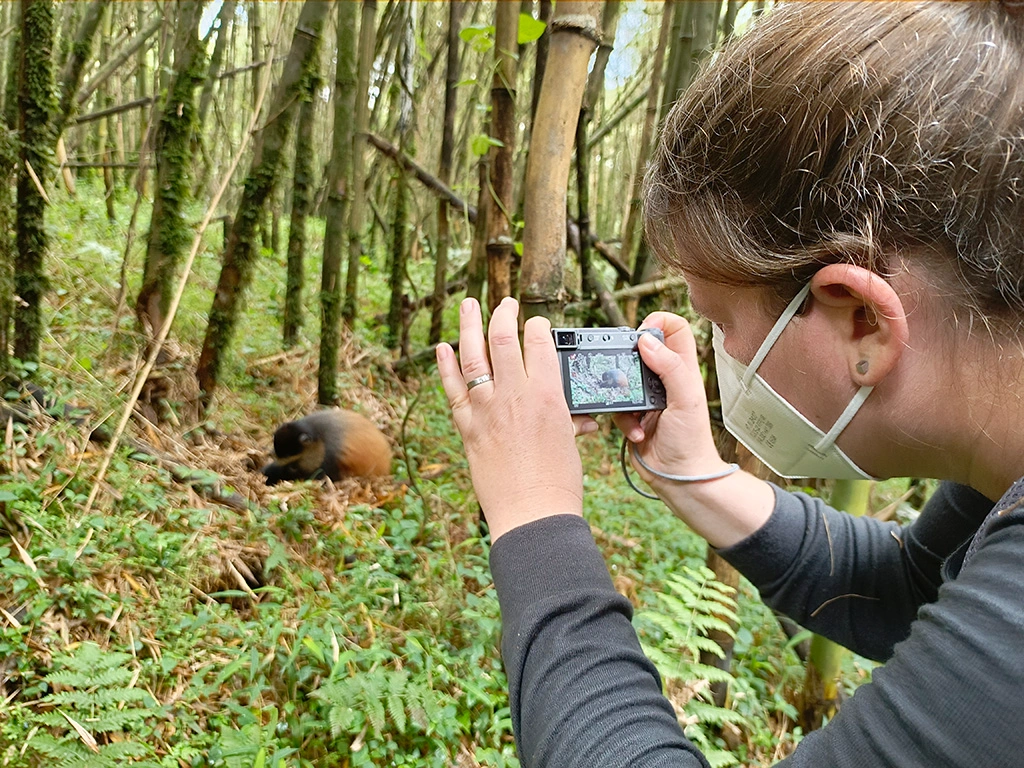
[261,410,391,485]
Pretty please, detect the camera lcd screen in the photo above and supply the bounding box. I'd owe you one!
[564,350,646,409]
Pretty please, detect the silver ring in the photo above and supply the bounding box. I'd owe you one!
[465,374,493,391]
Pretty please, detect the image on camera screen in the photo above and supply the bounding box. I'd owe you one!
[566,350,645,409]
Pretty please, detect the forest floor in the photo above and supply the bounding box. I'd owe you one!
[0,181,897,767]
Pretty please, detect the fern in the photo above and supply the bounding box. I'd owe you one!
[638,565,750,767]
[21,642,159,767]
[312,664,450,743]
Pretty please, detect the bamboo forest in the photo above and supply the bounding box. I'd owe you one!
[0,2,936,766]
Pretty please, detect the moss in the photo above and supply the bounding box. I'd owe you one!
[138,3,207,329]
[13,0,55,364]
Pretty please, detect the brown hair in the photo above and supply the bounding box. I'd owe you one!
[644,2,1024,322]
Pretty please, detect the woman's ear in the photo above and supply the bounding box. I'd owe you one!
[809,264,909,386]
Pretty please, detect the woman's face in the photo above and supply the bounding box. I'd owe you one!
[685,274,864,448]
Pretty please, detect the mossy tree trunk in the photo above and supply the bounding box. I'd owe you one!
[484,0,519,313]
[51,0,108,140]
[282,75,318,350]
[317,0,357,405]
[13,0,55,366]
[195,0,236,195]
[0,125,16,372]
[429,0,465,345]
[341,0,377,329]
[520,2,603,325]
[196,0,329,411]
[385,4,415,352]
[135,0,205,341]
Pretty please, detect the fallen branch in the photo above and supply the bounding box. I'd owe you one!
[366,132,478,221]
[75,96,155,125]
[565,274,689,316]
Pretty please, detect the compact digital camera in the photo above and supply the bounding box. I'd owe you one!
[551,326,667,415]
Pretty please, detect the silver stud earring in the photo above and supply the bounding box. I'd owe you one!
[856,360,869,375]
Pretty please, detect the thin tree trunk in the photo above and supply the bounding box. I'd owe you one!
[0,126,16,371]
[576,1,621,306]
[622,0,672,324]
[99,3,115,221]
[250,0,263,116]
[52,0,109,139]
[282,77,317,350]
[530,0,553,123]
[198,0,235,127]
[722,0,742,40]
[317,0,356,404]
[632,0,721,305]
[520,2,602,325]
[799,480,873,731]
[75,13,161,109]
[341,0,376,328]
[13,0,55,366]
[0,3,11,120]
[513,0,553,224]
[430,0,464,345]
[2,3,20,130]
[197,0,329,409]
[484,0,518,313]
[133,3,149,196]
[135,0,205,341]
[385,4,415,351]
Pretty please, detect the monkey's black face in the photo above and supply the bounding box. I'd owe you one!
[272,422,309,460]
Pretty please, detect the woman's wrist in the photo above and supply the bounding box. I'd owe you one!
[649,468,775,549]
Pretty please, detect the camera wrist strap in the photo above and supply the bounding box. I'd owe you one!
[620,438,740,500]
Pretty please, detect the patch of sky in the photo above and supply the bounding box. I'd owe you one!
[602,0,661,90]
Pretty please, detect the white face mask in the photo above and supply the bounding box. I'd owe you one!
[712,283,874,480]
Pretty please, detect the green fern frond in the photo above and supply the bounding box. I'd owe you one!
[46,665,134,691]
[44,687,151,710]
[312,665,454,742]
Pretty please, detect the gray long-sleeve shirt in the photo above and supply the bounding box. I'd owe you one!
[489,480,1024,767]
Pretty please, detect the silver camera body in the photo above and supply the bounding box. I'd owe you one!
[551,327,667,414]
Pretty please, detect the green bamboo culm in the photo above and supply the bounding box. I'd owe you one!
[799,478,872,731]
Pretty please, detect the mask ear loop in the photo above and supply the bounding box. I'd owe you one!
[811,385,874,454]
[742,284,813,387]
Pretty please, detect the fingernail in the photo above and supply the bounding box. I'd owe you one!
[630,427,645,442]
[461,298,476,315]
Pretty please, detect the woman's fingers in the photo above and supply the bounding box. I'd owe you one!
[522,315,563,396]
[458,298,493,388]
[572,415,600,437]
[488,297,527,390]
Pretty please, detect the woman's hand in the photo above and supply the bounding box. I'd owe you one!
[436,296,585,541]
[613,312,729,483]
[614,312,775,548]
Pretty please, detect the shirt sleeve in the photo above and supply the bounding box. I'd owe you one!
[490,515,710,768]
[489,504,1024,768]
[773,511,1024,768]
[716,481,992,661]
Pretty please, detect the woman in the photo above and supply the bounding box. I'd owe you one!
[437,3,1024,766]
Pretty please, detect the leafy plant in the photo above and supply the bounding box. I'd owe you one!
[15,642,160,767]
[637,565,750,768]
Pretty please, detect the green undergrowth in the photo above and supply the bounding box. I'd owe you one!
[0,179,922,765]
